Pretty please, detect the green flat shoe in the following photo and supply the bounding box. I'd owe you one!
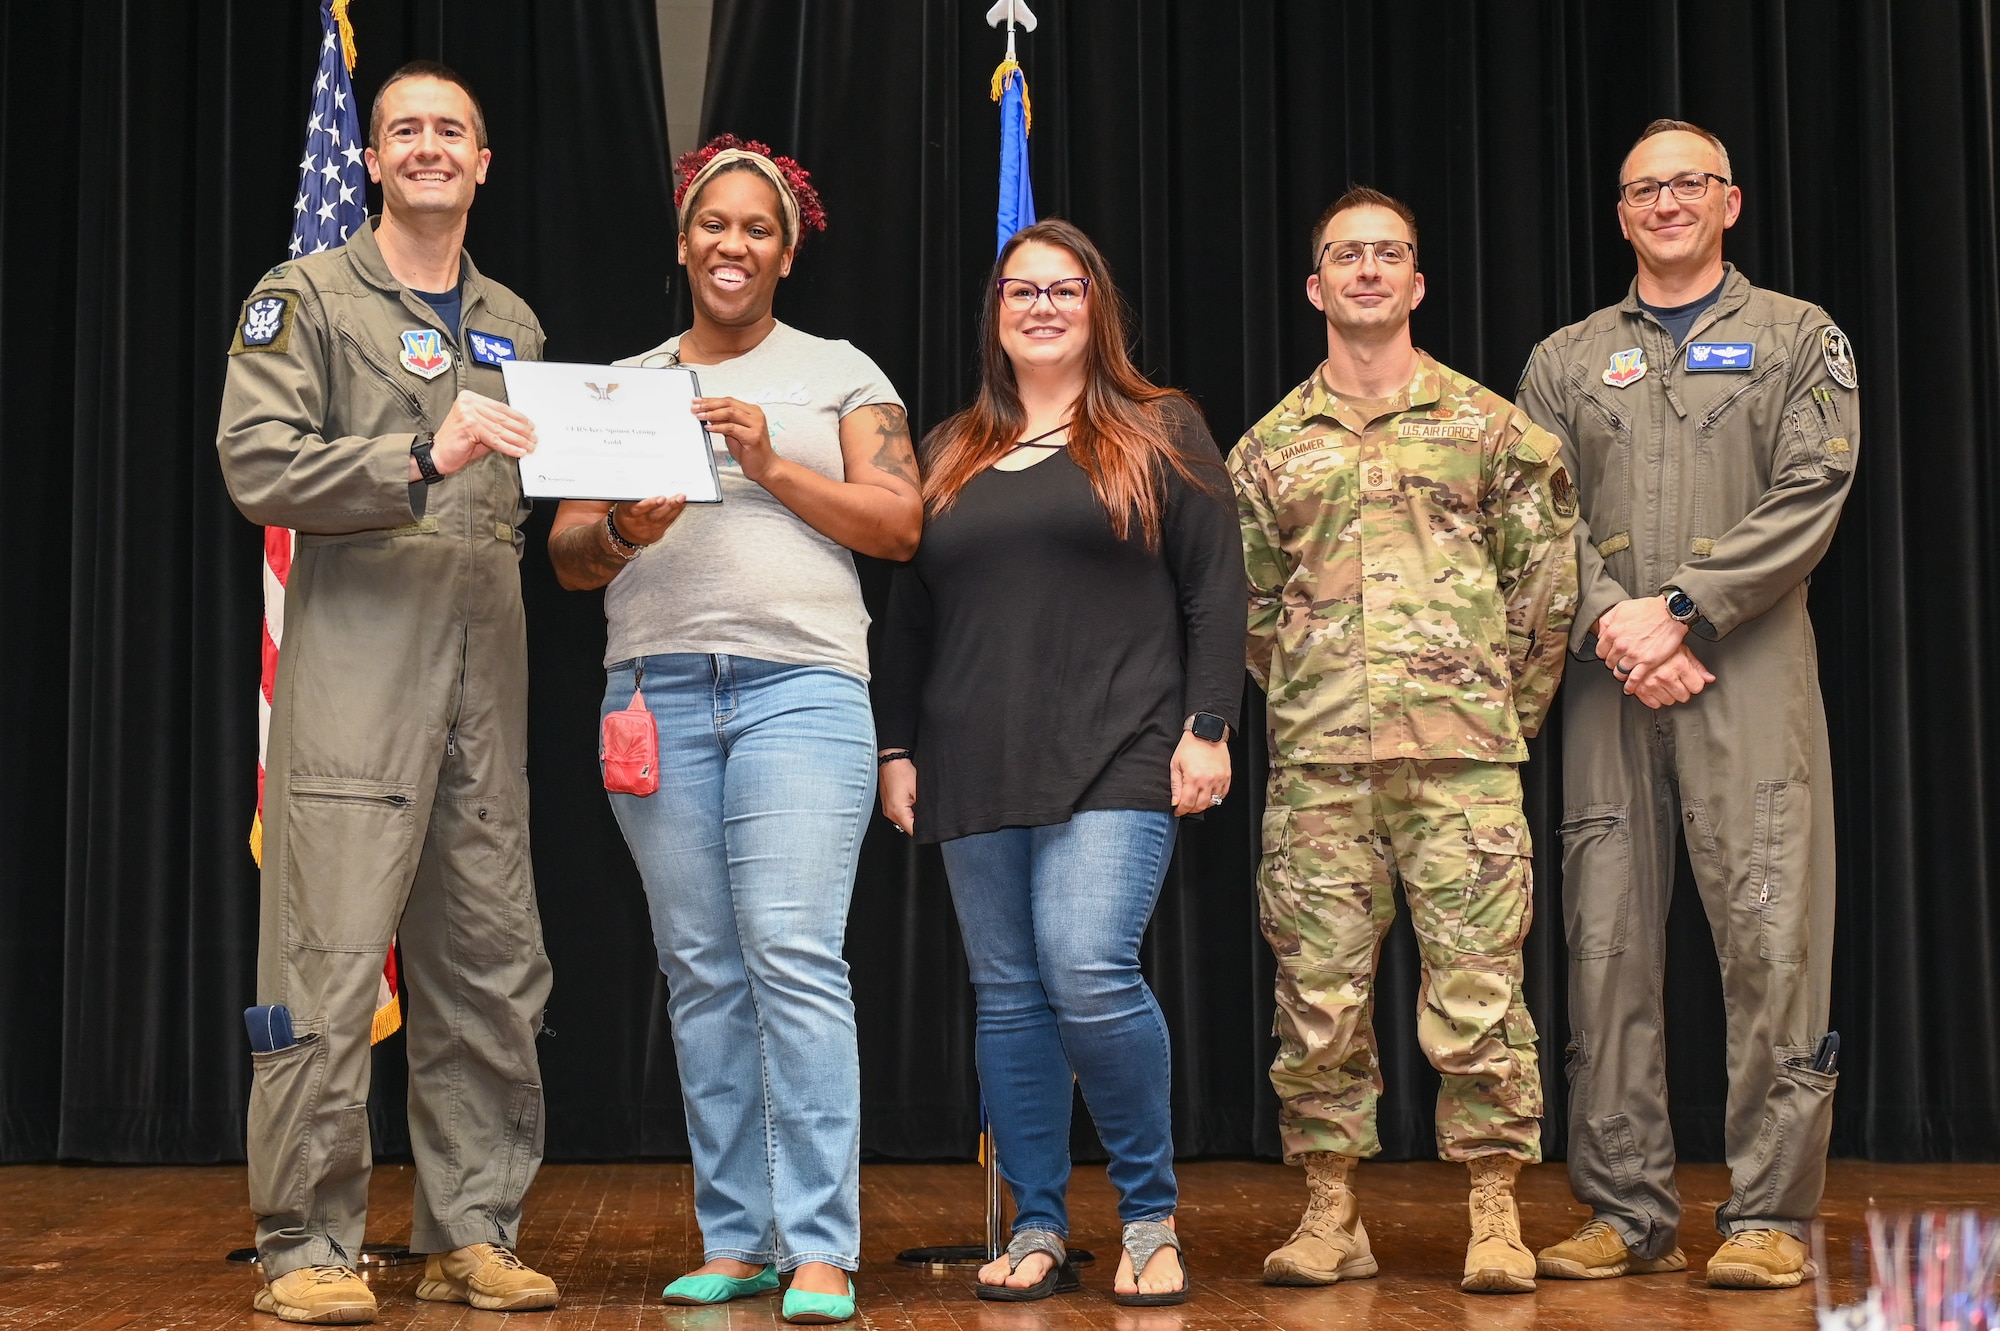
[661,1265,779,1304]
[781,1277,855,1324]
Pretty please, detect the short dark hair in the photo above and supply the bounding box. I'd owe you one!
[1622,118,1733,184]
[1309,186,1419,267]
[368,60,488,150]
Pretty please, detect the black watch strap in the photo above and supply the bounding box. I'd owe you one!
[411,433,444,485]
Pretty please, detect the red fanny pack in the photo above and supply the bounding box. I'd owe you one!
[601,687,659,796]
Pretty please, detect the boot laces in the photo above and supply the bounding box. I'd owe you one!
[303,1265,359,1284]
[1471,1172,1515,1234]
[1290,1158,1350,1241]
[1572,1218,1617,1245]
[485,1246,529,1271]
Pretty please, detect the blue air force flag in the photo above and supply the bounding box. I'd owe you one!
[993,60,1036,254]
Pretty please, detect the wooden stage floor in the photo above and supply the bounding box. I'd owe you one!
[1,1158,1993,1329]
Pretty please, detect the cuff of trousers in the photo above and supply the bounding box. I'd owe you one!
[777,1252,861,1274]
[258,1236,351,1282]
[1601,1211,1678,1264]
[1719,1217,1811,1242]
[414,1222,519,1256]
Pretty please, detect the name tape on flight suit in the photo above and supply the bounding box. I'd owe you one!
[1685,342,1755,371]
[468,330,517,365]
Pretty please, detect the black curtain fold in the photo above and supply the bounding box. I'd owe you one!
[4,0,1999,1168]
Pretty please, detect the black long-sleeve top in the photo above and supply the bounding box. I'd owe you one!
[873,401,1245,843]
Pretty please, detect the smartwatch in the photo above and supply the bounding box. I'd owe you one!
[1184,711,1230,743]
[410,432,444,485]
[1662,586,1700,625]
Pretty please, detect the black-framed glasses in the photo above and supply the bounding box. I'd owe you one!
[1618,171,1729,208]
[1316,238,1417,270]
[997,277,1091,310]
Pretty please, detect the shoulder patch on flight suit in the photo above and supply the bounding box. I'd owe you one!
[229,293,296,355]
[1820,326,1857,388]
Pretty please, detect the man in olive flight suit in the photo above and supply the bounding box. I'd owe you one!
[217,63,558,1324]
[1518,119,1857,1291]
[1234,187,1578,1295]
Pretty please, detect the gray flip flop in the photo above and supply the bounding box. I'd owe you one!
[1115,1220,1188,1306]
[976,1228,1080,1302]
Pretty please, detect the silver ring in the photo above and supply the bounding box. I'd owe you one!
[1209,795,1224,806]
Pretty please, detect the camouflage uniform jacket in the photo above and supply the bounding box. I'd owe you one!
[1231,352,1579,766]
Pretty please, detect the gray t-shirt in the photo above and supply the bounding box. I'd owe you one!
[602,321,903,680]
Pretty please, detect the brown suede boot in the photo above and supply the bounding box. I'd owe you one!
[1262,1152,1378,1285]
[1462,1156,1536,1294]
[414,1243,560,1311]
[251,1264,377,1324]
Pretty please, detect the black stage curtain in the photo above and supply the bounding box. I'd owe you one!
[4,0,1999,1168]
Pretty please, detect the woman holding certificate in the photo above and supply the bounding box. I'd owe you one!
[873,220,1240,1307]
[548,136,920,1326]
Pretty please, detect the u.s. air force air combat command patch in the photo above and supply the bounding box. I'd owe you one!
[229,294,295,355]
[1603,346,1647,388]
[1820,326,1857,389]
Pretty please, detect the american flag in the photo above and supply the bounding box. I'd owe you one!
[252,0,402,1045]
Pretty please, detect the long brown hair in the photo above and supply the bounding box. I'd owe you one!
[921,219,1217,549]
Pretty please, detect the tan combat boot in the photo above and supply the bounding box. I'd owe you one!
[1537,1217,1688,1279]
[415,1243,560,1311]
[252,1264,377,1324]
[1263,1152,1378,1285]
[1462,1155,1536,1293]
[1706,1228,1812,1288]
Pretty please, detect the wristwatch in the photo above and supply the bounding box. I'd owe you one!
[1661,586,1700,625]
[1184,712,1230,743]
[410,432,444,485]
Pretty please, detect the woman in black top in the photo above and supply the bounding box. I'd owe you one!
[875,220,1241,1307]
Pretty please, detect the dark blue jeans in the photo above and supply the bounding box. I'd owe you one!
[939,810,1179,1234]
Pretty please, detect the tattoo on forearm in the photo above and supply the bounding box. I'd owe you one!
[865,404,920,487]
[550,516,629,587]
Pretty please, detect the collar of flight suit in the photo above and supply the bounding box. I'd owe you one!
[1615,262,1754,344]
[342,214,491,317]
[1297,348,1449,436]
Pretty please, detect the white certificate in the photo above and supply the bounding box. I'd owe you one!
[502,360,723,502]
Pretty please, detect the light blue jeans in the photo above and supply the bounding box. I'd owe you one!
[602,653,873,1272]
[940,810,1180,1235]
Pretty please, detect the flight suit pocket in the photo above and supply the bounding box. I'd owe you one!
[1749,780,1811,963]
[284,777,420,951]
[442,779,534,964]
[1460,805,1533,955]
[247,1032,325,1221]
[1560,805,1630,959]
[1257,804,1300,959]
[1740,1043,1838,1220]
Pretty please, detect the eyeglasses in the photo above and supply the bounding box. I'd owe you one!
[997,277,1091,310]
[1316,238,1416,270]
[1618,172,1729,208]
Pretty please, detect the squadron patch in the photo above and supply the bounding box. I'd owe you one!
[1550,466,1578,518]
[229,294,295,355]
[1603,346,1648,389]
[399,328,453,380]
[1820,326,1857,389]
[467,330,517,365]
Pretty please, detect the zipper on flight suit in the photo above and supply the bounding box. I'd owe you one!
[1696,359,1788,433]
[336,328,427,421]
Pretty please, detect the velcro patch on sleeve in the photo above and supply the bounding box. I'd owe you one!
[229,293,296,355]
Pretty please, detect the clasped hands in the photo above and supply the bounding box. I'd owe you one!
[1594,595,1716,709]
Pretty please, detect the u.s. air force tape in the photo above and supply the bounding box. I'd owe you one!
[229,293,296,355]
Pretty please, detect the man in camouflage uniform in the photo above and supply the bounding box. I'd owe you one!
[1519,120,1855,1291]
[1232,187,1577,1295]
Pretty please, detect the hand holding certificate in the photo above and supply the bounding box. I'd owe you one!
[502,360,723,502]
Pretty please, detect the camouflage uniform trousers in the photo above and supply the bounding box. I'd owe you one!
[1258,758,1543,1164]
